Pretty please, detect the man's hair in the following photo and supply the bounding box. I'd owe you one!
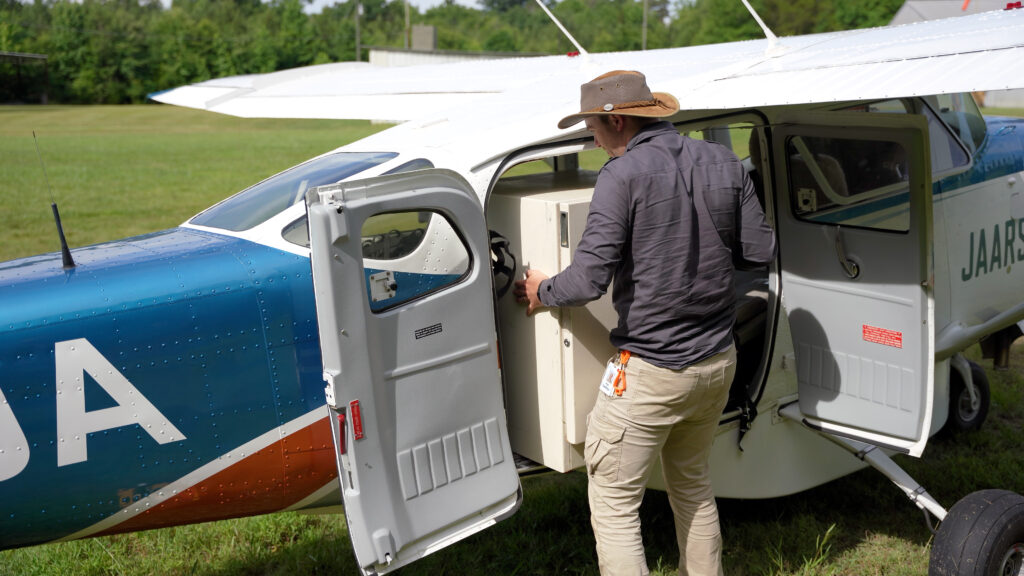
[594,115,658,128]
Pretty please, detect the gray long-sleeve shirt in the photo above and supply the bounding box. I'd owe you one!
[538,121,776,369]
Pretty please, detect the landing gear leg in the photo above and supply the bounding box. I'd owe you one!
[947,354,990,432]
[778,403,948,523]
[780,404,1024,576]
[809,430,948,523]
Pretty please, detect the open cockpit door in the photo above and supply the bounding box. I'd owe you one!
[306,170,521,575]
[772,112,935,456]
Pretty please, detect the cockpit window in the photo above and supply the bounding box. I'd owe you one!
[844,100,909,114]
[280,157,435,249]
[930,93,986,155]
[843,98,970,178]
[190,152,398,232]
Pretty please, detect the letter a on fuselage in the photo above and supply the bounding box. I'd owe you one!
[0,387,29,481]
[56,338,186,467]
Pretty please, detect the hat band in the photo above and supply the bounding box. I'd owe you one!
[584,99,661,113]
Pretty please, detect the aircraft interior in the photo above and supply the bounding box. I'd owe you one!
[482,121,774,473]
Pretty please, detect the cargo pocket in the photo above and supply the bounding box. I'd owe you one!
[584,414,626,483]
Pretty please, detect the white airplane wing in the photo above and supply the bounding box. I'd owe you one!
[152,9,1024,122]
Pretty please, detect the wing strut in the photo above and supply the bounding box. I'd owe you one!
[533,0,588,56]
[740,0,783,54]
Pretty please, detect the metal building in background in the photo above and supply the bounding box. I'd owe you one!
[369,26,544,68]
[0,51,49,104]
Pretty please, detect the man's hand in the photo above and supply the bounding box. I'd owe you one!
[513,269,549,316]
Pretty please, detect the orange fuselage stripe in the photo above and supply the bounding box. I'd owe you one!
[97,418,337,536]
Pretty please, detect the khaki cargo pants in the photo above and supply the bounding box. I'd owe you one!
[584,346,735,576]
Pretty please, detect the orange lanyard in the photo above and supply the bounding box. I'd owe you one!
[613,350,631,396]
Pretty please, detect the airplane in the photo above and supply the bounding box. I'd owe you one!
[3,4,1024,575]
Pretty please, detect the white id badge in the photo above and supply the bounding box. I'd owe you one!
[599,361,618,397]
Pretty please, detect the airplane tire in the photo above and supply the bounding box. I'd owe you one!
[929,489,1024,576]
[947,360,990,432]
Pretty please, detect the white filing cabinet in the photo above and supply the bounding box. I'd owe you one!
[488,171,618,472]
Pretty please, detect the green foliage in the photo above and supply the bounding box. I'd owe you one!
[45,0,154,103]
[480,0,528,13]
[0,0,907,104]
[267,0,317,68]
[484,28,518,51]
[671,0,906,46]
[831,0,905,30]
[312,4,357,61]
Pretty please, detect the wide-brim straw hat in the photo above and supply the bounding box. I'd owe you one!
[558,70,680,129]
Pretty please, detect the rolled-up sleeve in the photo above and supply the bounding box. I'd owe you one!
[538,170,629,308]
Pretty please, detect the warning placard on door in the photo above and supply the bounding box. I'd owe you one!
[863,325,903,349]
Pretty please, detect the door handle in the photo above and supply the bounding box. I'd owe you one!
[834,226,860,279]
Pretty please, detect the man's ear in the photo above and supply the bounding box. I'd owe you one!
[610,114,627,132]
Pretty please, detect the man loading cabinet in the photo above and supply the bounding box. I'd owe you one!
[515,70,776,576]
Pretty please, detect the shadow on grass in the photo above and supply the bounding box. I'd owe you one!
[188,467,934,576]
[190,473,598,576]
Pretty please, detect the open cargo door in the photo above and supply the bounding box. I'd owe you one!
[772,111,935,456]
[306,170,521,574]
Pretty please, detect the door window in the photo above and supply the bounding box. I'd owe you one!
[786,135,910,232]
[361,210,470,312]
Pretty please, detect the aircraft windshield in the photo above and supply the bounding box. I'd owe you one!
[190,151,398,231]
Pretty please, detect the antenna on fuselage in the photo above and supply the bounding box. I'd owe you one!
[32,131,76,270]
[533,0,588,57]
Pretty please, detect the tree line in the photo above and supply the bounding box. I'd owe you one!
[0,0,903,104]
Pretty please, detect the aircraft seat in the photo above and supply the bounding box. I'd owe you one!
[747,129,850,215]
[789,153,848,214]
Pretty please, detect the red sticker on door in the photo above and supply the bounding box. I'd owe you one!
[863,325,903,348]
[350,400,365,440]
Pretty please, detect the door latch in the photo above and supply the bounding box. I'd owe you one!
[834,226,860,279]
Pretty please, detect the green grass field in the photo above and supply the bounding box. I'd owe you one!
[1,105,1024,575]
[0,106,388,262]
